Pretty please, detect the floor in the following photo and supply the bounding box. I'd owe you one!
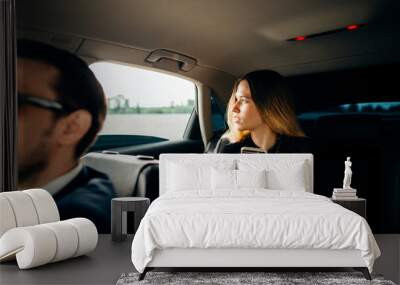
[0,234,398,285]
[374,234,400,284]
[0,235,134,285]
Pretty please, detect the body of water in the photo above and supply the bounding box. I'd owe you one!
[100,113,191,140]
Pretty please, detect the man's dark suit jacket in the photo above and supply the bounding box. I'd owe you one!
[53,166,116,233]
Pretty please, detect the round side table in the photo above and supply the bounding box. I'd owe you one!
[111,197,150,242]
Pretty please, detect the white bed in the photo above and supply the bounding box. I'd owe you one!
[131,154,380,280]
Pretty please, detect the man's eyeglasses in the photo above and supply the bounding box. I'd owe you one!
[18,94,74,113]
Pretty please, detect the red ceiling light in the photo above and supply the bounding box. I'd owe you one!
[295,36,306,41]
[347,24,359,30]
[288,23,367,41]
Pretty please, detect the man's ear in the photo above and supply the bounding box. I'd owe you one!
[56,110,92,147]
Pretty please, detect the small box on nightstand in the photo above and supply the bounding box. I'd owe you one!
[331,197,367,219]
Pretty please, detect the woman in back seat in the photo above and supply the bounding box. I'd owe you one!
[214,69,310,153]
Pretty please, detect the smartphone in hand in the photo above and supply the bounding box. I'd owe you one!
[240,147,267,154]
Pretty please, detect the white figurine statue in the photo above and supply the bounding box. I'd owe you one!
[343,157,353,189]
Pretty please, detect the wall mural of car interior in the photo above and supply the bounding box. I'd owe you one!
[1,0,399,284]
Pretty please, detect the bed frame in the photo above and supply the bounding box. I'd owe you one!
[139,248,371,280]
[138,154,372,281]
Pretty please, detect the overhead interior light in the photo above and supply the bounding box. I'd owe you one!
[295,36,306,41]
[288,23,367,41]
[346,24,359,30]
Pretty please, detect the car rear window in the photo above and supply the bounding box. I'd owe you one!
[337,102,400,113]
[298,102,400,120]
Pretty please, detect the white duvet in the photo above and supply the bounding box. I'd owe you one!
[131,190,380,273]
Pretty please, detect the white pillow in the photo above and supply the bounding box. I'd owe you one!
[266,161,307,191]
[211,168,267,190]
[210,168,236,190]
[238,159,308,191]
[167,160,235,192]
[237,169,267,189]
[167,162,209,191]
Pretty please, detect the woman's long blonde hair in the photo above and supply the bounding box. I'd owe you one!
[223,70,305,143]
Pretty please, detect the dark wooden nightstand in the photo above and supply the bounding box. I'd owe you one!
[111,197,150,242]
[331,198,366,219]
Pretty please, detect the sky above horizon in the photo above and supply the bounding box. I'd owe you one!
[90,61,196,107]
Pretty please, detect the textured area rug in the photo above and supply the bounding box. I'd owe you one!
[116,271,396,285]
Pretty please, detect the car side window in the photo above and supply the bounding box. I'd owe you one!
[90,62,196,141]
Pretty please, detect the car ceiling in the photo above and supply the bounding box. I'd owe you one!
[16,0,400,101]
